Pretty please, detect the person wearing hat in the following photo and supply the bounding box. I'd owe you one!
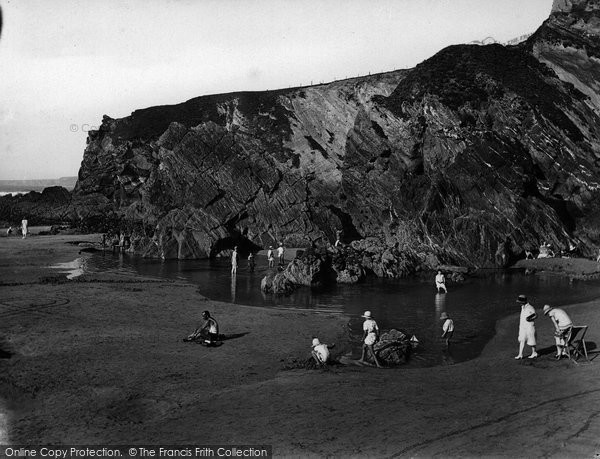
[440,312,454,347]
[359,311,383,368]
[543,305,573,359]
[515,295,538,359]
[311,338,335,366]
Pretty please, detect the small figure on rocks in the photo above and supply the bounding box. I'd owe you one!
[515,295,538,359]
[267,246,275,268]
[543,305,573,359]
[435,270,447,293]
[184,310,220,346]
[277,243,285,265]
[359,310,383,368]
[231,246,238,275]
[311,338,335,366]
[440,312,454,347]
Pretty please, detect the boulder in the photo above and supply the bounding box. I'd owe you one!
[260,272,296,295]
[364,329,412,366]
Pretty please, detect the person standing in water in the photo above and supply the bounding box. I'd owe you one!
[440,312,454,347]
[267,246,274,268]
[435,270,447,293]
[21,218,28,239]
[231,246,238,275]
[277,243,285,265]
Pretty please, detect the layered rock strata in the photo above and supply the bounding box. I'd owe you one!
[25,0,600,273]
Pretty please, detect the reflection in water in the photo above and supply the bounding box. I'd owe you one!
[434,293,446,318]
[50,258,86,279]
[86,253,600,367]
[230,275,237,303]
[442,347,455,366]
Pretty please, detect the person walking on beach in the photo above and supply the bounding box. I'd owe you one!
[247,252,256,272]
[515,294,538,359]
[267,246,274,268]
[21,218,28,239]
[543,305,573,359]
[184,310,219,345]
[440,312,454,347]
[359,310,383,368]
[277,243,285,265]
[311,338,335,366]
[231,246,238,275]
[435,270,447,293]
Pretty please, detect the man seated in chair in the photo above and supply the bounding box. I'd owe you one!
[543,305,572,359]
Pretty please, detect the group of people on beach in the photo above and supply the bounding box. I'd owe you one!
[515,294,574,360]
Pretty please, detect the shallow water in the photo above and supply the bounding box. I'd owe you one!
[86,252,600,366]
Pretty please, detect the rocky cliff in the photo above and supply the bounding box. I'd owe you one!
[68,0,600,271]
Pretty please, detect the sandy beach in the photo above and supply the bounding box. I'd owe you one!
[1,234,599,457]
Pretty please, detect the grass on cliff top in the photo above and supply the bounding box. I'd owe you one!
[377,43,585,142]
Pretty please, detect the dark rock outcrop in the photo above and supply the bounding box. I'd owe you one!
[0,187,73,227]
[12,1,600,274]
[365,329,412,366]
[260,271,296,295]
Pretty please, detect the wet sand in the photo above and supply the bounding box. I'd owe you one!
[1,235,599,457]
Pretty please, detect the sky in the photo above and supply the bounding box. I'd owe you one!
[0,0,553,180]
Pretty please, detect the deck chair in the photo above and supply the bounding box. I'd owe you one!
[564,326,589,363]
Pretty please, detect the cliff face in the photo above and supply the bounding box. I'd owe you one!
[71,0,600,267]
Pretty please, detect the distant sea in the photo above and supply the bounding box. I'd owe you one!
[0,191,28,197]
[0,176,77,197]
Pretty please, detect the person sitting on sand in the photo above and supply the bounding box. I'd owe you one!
[440,312,454,347]
[515,295,538,359]
[6,226,13,236]
[311,338,335,366]
[543,305,573,359]
[435,270,447,293]
[525,249,534,260]
[184,310,219,345]
[359,310,383,368]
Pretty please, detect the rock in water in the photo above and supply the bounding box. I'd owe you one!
[364,329,412,366]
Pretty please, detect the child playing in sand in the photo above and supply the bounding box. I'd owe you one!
[440,312,454,347]
[311,338,335,366]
